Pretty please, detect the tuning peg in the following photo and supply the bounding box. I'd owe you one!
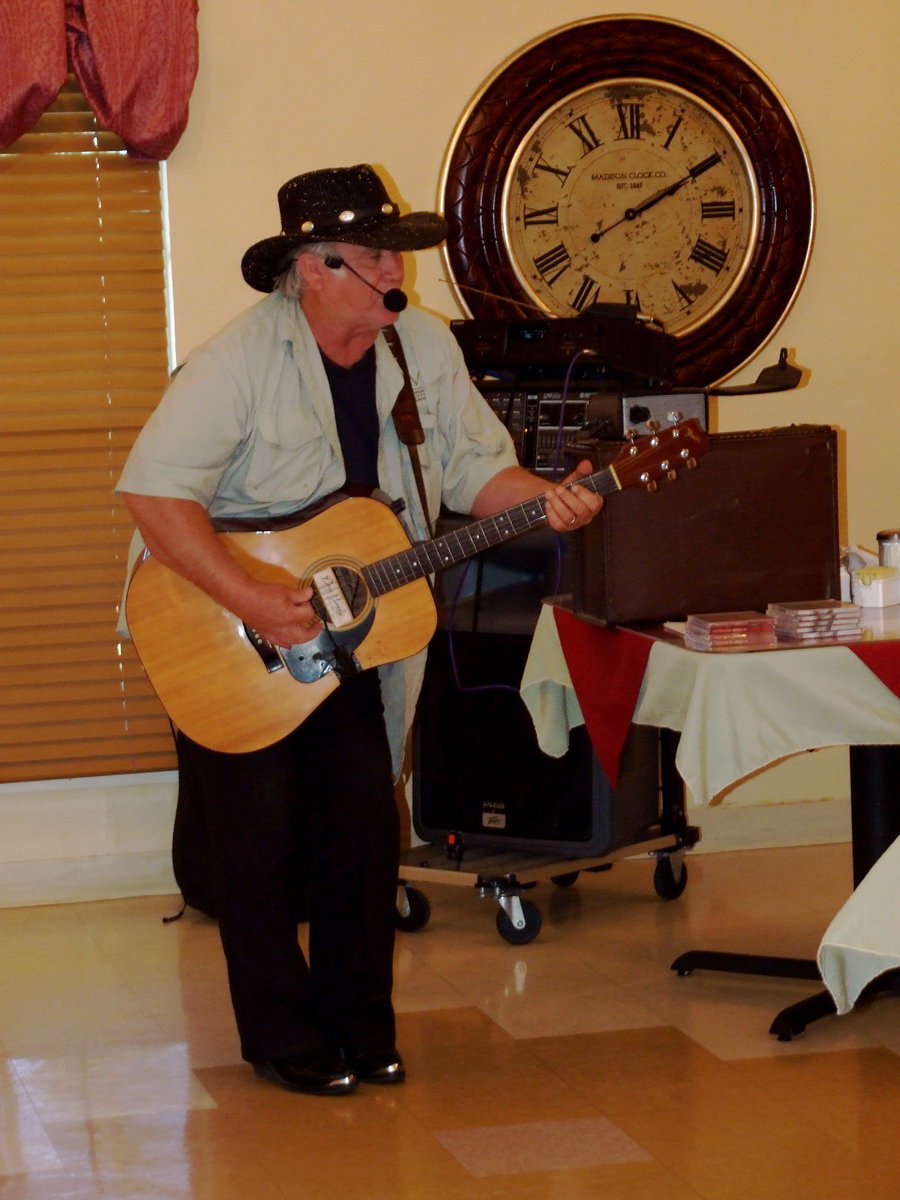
[666,411,684,425]
[684,455,698,470]
[646,419,660,433]
[625,428,638,442]
[641,476,658,492]
[667,469,678,481]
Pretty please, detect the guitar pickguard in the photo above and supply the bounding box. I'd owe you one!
[279,609,375,683]
[245,558,377,684]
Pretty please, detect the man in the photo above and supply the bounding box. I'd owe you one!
[118,164,602,1096]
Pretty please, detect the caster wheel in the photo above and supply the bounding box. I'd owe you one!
[395,885,431,932]
[496,899,542,944]
[654,855,688,900]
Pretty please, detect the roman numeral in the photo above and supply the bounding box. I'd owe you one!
[672,280,694,309]
[567,115,602,155]
[533,243,571,285]
[572,275,601,311]
[533,157,570,184]
[689,153,722,179]
[662,115,683,150]
[701,200,736,220]
[615,103,643,140]
[690,237,728,274]
[523,206,559,226]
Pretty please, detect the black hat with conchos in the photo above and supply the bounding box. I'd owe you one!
[241,164,447,292]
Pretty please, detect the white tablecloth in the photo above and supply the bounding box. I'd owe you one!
[817,833,900,1013]
[521,603,900,808]
[520,602,900,1014]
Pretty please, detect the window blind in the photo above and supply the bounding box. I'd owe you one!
[0,77,176,783]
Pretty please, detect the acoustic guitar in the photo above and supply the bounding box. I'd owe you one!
[126,419,707,752]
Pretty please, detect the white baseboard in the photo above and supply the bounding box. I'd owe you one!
[0,851,178,909]
[0,772,179,908]
[0,749,852,907]
[689,795,850,855]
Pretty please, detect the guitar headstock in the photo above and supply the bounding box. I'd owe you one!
[611,418,709,493]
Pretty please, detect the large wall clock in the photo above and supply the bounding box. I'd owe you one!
[439,16,814,387]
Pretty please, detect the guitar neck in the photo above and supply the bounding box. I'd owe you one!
[363,465,618,598]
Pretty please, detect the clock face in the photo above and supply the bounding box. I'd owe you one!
[502,80,760,335]
[440,17,814,386]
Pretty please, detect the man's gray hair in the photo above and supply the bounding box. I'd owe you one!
[276,242,337,298]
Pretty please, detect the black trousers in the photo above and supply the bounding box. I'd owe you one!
[175,668,400,1063]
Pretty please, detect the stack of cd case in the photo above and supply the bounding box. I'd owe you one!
[767,599,862,643]
[685,611,777,652]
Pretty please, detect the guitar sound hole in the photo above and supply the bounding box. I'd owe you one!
[310,564,369,626]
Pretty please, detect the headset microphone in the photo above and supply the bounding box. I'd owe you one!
[324,254,408,313]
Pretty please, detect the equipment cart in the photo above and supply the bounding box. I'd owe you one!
[400,519,700,943]
[403,626,699,943]
[397,820,697,945]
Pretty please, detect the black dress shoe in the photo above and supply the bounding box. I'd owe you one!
[347,1048,406,1085]
[253,1051,358,1096]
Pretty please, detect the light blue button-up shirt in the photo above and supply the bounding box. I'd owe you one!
[117,292,519,770]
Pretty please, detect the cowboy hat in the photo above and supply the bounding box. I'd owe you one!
[241,164,447,292]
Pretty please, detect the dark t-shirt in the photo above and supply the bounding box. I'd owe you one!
[320,346,379,490]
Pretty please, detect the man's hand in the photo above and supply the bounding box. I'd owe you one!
[121,493,324,649]
[471,462,603,532]
[543,460,603,533]
[239,579,323,649]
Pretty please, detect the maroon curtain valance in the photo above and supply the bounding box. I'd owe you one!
[0,0,199,159]
[0,0,68,150]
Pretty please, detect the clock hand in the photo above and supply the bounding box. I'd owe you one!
[591,156,720,243]
[591,177,689,242]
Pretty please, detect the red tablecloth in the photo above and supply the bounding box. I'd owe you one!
[553,608,651,787]
[850,642,900,700]
[553,606,900,789]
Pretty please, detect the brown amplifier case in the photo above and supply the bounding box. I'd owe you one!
[566,424,841,626]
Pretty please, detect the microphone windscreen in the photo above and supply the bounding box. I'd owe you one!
[382,289,408,313]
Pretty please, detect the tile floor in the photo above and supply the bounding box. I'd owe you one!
[3,841,900,1198]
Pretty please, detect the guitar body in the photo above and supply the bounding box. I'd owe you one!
[126,495,437,753]
[125,420,708,754]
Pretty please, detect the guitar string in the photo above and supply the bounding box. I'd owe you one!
[362,466,614,598]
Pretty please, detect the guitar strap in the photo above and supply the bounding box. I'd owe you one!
[381,325,434,538]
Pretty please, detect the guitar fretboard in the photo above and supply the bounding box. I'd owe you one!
[362,465,616,598]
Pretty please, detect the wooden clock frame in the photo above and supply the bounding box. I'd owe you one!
[439,16,814,386]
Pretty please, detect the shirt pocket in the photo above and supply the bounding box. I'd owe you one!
[259,395,328,448]
[411,388,438,468]
[244,399,338,505]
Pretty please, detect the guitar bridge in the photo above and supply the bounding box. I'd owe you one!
[243,624,284,674]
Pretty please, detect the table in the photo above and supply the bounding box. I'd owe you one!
[521,601,900,1038]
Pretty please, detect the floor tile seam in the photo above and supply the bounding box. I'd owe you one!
[579,1112,874,1198]
[1,1060,67,1177]
[6,1040,219,1131]
[727,1048,900,1152]
[515,1025,787,1105]
[427,1089,703,1192]
[375,1097,518,1191]
[588,1080,890,1173]
[485,1035,655,1147]
[391,1022,612,1128]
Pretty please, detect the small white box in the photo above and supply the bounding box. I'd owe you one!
[852,570,900,608]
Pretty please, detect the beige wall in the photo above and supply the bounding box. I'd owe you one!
[2,0,895,906]
[167,0,900,549]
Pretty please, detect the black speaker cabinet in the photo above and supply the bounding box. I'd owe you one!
[413,629,661,856]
